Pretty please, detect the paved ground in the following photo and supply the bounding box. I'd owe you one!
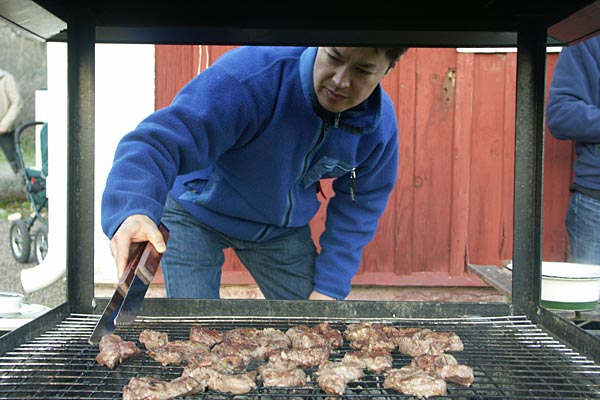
[0,161,66,309]
[0,219,66,309]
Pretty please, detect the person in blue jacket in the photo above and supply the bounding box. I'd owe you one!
[547,35,600,265]
[102,46,409,300]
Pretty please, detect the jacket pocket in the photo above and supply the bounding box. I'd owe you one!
[178,172,218,204]
[302,156,354,188]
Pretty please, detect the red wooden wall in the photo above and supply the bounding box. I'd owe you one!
[154,45,574,288]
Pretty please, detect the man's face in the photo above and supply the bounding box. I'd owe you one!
[313,47,391,113]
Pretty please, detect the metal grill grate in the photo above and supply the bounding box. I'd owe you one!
[0,314,599,399]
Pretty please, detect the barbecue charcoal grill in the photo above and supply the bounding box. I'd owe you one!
[1,311,600,399]
[2,1,600,399]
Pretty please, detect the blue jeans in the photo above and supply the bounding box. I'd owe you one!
[161,195,317,299]
[566,191,600,265]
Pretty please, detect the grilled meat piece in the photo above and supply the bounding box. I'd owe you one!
[286,322,344,349]
[267,345,331,368]
[422,330,464,352]
[183,366,257,395]
[411,352,458,369]
[384,366,447,399]
[348,337,396,352]
[316,361,364,381]
[257,364,308,387]
[207,370,258,395]
[212,335,263,363]
[256,328,291,350]
[315,361,364,396]
[96,334,141,369]
[440,364,474,387]
[222,327,261,340]
[395,328,464,356]
[259,357,300,372]
[315,322,344,348]
[380,324,402,339]
[222,327,290,349]
[139,329,169,350]
[343,322,377,342]
[187,351,248,374]
[212,327,290,362]
[189,325,223,347]
[344,322,396,352]
[390,327,424,341]
[288,322,344,348]
[411,353,474,387]
[317,372,347,396]
[342,349,394,373]
[286,325,330,349]
[147,340,210,366]
[122,376,205,400]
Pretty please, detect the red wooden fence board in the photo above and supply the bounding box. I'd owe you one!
[500,53,517,263]
[450,52,474,275]
[155,45,199,110]
[469,53,512,265]
[390,48,417,277]
[412,48,456,273]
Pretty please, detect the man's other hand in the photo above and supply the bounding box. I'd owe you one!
[308,290,336,301]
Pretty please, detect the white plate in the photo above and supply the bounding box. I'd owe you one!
[541,262,600,279]
[505,262,600,279]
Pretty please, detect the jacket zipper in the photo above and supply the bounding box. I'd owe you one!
[284,121,330,226]
[350,168,356,203]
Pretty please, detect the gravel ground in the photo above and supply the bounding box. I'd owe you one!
[0,206,66,309]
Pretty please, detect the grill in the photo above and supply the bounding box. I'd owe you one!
[1,313,599,399]
[3,2,600,400]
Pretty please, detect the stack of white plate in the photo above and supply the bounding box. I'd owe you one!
[0,292,50,331]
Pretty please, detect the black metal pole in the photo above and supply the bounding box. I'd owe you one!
[512,22,547,316]
[67,9,96,313]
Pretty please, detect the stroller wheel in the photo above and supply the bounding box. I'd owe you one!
[34,225,49,265]
[10,220,31,263]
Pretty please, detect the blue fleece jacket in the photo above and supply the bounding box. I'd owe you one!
[101,46,399,299]
[547,36,600,190]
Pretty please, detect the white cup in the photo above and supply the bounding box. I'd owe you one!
[0,292,25,314]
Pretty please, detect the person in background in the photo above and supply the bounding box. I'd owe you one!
[546,35,600,265]
[0,68,23,172]
[102,46,408,300]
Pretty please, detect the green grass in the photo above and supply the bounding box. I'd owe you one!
[0,198,32,220]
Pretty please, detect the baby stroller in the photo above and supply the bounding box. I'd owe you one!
[0,120,49,264]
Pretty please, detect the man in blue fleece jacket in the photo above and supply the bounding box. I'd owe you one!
[102,46,408,300]
[547,35,600,265]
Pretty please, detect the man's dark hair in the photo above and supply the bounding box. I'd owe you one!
[383,47,409,71]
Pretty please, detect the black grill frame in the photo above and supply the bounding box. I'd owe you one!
[1,2,600,399]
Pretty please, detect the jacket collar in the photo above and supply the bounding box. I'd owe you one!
[299,47,382,135]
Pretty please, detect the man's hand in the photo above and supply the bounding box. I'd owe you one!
[109,214,166,278]
[308,290,336,301]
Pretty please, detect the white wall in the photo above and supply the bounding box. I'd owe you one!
[22,43,155,292]
[94,44,155,283]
